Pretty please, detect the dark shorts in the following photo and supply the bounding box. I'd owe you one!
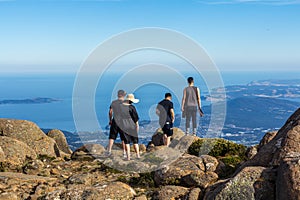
[162,122,173,137]
[109,119,125,141]
[123,132,139,144]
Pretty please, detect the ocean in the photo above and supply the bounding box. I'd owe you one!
[0,71,300,134]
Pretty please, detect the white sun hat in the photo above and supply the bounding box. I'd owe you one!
[125,93,139,103]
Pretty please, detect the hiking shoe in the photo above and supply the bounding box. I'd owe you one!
[105,151,112,157]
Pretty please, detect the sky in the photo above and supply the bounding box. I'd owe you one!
[0,0,299,73]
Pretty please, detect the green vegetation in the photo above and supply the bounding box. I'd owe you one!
[188,138,247,178]
[188,138,247,158]
[117,172,155,188]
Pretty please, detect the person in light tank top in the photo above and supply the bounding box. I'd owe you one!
[181,77,202,135]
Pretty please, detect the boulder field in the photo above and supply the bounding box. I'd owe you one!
[0,108,299,199]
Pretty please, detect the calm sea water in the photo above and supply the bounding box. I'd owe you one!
[0,71,299,132]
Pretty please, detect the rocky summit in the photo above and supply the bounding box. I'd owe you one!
[0,108,300,199]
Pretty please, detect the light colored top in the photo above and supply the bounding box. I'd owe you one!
[185,86,198,107]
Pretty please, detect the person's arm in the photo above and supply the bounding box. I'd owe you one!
[197,87,201,108]
[108,107,113,125]
[136,121,139,133]
[197,88,204,117]
[131,106,139,132]
[170,108,175,123]
[156,105,160,116]
[181,88,186,111]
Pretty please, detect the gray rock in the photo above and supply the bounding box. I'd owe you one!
[47,129,72,154]
[154,154,218,188]
[0,119,60,158]
[0,136,37,170]
[71,144,105,161]
[204,166,275,200]
[0,192,19,200]
[188,188,202,200]
[41,182,136,200]
[277,155,300,200]
[154,185,189,200]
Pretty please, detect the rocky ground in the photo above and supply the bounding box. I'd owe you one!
[0,108,300,200]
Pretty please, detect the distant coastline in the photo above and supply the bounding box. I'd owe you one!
[0,97,60,105]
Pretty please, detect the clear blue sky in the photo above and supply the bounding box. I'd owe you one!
[0,0,299,72]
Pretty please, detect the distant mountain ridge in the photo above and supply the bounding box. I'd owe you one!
[0,97,60,105]
[206,79,300,101]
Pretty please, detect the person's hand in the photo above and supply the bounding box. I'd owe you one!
[181,107,184,112]
[199,109,204,117]
[109,120,112,126]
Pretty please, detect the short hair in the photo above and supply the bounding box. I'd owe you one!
[165,93,172,98]
[117,90,126,97]
[187,77,194,84]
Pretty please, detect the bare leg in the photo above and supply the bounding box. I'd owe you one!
[107,139,114,152]
[121,140,126,154]
[163,134,168,146]
[165,136,171,147]
[125,144,131,160]
[133,144,140,158]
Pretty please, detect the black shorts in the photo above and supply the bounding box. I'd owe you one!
[109,120,125,141]
[123,131,138,144]
[162,122,173,137]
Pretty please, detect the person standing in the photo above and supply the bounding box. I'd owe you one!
[107,90,127,157]
[119,93,140,161]
[156,93,175,146]
[181,77,202,135]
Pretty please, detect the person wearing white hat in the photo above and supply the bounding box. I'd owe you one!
[118,93,140,161]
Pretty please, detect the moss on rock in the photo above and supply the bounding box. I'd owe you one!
[188,138,247,178]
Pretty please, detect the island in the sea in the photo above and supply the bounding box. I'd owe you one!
[0,97,60,105]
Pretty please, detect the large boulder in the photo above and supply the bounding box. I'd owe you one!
[276,124,300,200]
[243,108,300,167]
[0,119,60,158]
[154,154,218,189]
[71,144,105,161]
[257,131,277,151]
[151,127,185,146]
[204,166,275,200]
[41,182,136,200]
[0,172,57,199]
[0,136,37,170]
[154,185,189,200]
[153,186,202,200]
[47,129,72,154]
[188,188,202,200]
[0,146,5,162]
[204,108,300,200]
[275,125,300,164]
[0,192,19,200]
[169,134,198,153]
[276,156,300,200]
[188,138,247,178]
